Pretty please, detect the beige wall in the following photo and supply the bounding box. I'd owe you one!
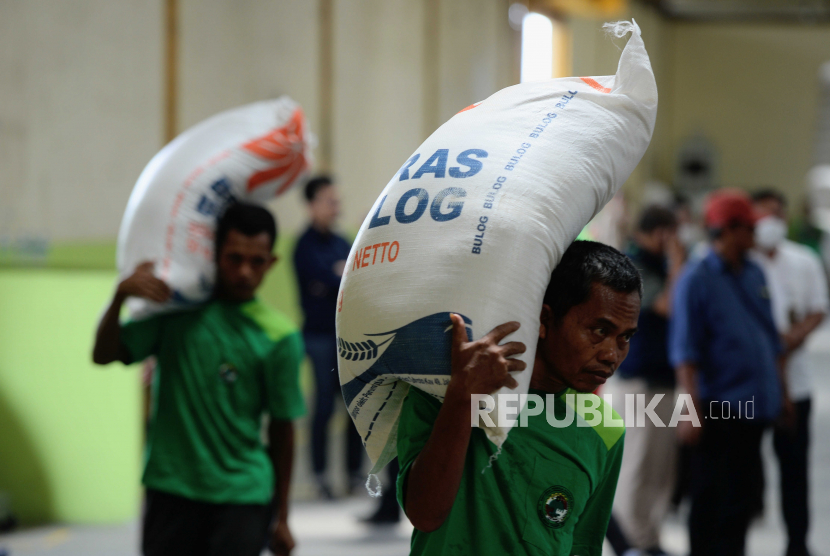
[8,1,826,244]
[662,22,830,206]
[568,3,673,205]
[569,6,830,212]
[331,0,427,231]
[0,0,163,244]
[178,0,321,237]
[331,0,519,232]
[1,0,519,247]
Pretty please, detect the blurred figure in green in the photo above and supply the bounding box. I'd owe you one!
[93,203,305,556]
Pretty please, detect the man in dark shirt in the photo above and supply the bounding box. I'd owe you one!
[293,175,362,497]
[608,205,684,555]
[670,189,790,556]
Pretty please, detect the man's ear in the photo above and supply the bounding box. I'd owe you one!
[539,304,552,340]
[267,254,279,270]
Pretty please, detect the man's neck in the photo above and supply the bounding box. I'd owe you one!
[713,241,745,272]
[214,290,254,303]
[311,221,331,235]
[635,233,661,256]
[529,359,568,394]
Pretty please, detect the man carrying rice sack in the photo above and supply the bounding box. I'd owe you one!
[397,241,640,556]
[93,203,304,556]
[334,20,656,556]
[336,20,656,474]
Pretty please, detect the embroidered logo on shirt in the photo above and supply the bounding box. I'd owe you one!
[538,485,574,529]
[219,363,239,384]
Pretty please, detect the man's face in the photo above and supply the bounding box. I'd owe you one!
[639,225,677,254]
[723,221,756,254]
[215,230,276,302]
[309,185,341,231]
[538,283,640,393]
[753,198,785,221]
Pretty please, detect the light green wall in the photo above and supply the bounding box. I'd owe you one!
[0,235,305,524]
[0,269,142,524]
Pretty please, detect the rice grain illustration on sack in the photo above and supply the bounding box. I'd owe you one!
[337,21,658,474]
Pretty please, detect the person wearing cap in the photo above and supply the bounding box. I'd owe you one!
[750,189,827,556]
[669,189,790,556]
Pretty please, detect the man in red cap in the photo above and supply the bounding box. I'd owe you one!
[669,189,790,556]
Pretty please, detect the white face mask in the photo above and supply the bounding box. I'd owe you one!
[754,216,787,250]
[678,223,703,250]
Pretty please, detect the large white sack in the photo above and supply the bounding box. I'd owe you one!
[336,22,657,473]
[117,97,312,318]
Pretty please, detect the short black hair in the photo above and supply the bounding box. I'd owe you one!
[543,240,643,323]
[304,175,334,202]
[637,205,677,233]
[215,202,277,254]
[751,188,786,207]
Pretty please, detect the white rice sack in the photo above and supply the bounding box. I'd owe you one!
[336,21,657,472]
[117,97,312,318]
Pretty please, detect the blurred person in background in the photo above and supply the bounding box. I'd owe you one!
[669,189,790,556]
[673,193,707,260]
[608,205,685,556]
[293,175,363,498]
[788,198,823,256]
[93,203,305,556]
[751,189,828,556]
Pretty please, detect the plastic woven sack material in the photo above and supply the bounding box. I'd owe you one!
[336,21,657,473]
[117,97,312,319]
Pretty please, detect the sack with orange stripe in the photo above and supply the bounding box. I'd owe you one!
[117,97,312,318]
[336,21,658,474]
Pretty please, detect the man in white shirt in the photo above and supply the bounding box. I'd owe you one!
[751,189,828,556]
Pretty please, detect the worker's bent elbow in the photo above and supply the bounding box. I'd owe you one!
[406,506,446,533]
[92,348,116,366]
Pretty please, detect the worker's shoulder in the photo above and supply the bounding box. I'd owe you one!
[567,391,625,452]
[239,299,299,343]
[782,239,822,267]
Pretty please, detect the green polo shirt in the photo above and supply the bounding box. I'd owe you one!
[396,387,624,556]
[121,299,306,505]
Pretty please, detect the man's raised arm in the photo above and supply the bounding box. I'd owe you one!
[404,314,525,532]
[92,262,170,365]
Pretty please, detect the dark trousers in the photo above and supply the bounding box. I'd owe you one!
[142,489,270,556]
[688,417,768,556]
[377,458,401,520]
[773,398,812,556]
[304,331,363,477]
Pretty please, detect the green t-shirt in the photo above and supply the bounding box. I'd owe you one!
[121,299,306,505]
[396,387,624,556]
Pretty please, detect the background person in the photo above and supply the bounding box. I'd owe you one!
[397,241,642,556]
[293,175,363,498]
[608,205,685,556]
[669,189,790,556]
[93,203,304,556]
[751,189,828,556]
